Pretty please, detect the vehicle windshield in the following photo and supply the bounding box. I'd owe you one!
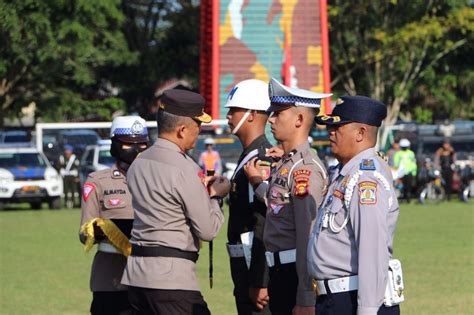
[64,134,99,146]
[98,150,115,166]
[0,153,46,168]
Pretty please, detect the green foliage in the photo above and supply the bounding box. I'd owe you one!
[329,0,474,122]
[414,106,433,123]
[0,0,136,123]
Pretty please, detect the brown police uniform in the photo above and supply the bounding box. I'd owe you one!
[121,138,224,313]
[256,142,328,314]
[79,165,133,313]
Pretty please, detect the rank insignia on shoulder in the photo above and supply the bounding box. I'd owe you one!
[113,170,121,177]
[360,159,376,171]
[280,168,288,176]
[294,177,309,198]
[358,181,377,204]
[83,183,95,202]
[376,151,388,163]
[293,169,311,177]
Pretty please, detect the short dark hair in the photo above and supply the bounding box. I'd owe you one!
[157,109,188,134]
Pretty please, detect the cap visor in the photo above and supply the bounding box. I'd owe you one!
[314,115,352,126]
[267,103,293,113]
[195,112,212,123]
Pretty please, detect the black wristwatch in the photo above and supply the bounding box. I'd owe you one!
[211,196,224,208]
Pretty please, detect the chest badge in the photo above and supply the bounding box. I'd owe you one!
[107,198,122,207]
[270,202,284,215]
[280,168,288,176]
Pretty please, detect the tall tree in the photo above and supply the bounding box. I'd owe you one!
[0,0,137,124]
[112,0,200,118]
[328,0,473,127]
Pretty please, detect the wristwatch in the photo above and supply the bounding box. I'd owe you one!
[211,196,224,208]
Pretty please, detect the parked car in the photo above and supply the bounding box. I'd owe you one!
[0,147,63,209]
[79,140,114,187]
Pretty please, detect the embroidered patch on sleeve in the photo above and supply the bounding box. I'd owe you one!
[359,159,376,171]
[83,183,95,202]
[294,177,309,198]
[358,181,377,204]
[293,169,311,177]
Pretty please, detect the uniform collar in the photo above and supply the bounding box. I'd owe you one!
[340,147,376,176]
[155,138,188,157]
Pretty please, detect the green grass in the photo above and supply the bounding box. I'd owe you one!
[0,202,473,314]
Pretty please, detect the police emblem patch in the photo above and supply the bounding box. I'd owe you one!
[131,120,144,134]
[358,181,377,204]
[107,198,122,207]
[294,177,309,198]
[83,183,95,202]
[280,168,288,176]
[360,159,376,171]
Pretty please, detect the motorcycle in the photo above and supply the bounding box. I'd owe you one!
[418,159,445,204]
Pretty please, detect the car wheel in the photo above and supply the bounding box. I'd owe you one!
[30,201,42,210]
[49,197,61,210]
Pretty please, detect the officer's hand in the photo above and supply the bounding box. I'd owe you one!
[292,305,315,315]
[209,176,230,197]
[244,157,264,186]
[249,287,269,311]
[266,146,284,159]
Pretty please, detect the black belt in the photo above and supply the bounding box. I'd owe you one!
[131,244,199,263]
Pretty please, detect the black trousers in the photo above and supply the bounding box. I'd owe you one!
[316,291,400,315]
[268,263,298,315]
[401,174,414,202]
[441,169,453,200]
[127,286,211,315]
[230,257,271,315]
[91,291,131,315]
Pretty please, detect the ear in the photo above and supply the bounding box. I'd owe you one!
[295,112,304,128]
[356,125,367,142]
[247,110,256,122]
[176,124,187,139]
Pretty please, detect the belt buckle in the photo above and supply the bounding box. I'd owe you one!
[312,279,320,296]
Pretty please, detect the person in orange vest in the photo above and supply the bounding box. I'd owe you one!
[199,138,223,175]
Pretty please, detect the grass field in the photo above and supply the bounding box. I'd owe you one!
[0,201,473,314]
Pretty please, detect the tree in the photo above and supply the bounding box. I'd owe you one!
[328,0,473,128]
[111,0,200,118]
[0,0,137,124]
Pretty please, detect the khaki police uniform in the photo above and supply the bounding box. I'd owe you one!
[79,165,133,312]
[256,142,327,313]
[121,138,224,311]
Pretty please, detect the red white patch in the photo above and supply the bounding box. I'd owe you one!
[108,198,122,207]
[83,183,95,202]
[358,181,377,205]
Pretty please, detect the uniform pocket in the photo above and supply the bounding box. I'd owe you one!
[103,195,128,210]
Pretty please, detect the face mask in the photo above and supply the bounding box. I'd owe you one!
[111,139,148,165]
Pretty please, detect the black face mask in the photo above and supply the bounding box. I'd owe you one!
[111,139,148,165]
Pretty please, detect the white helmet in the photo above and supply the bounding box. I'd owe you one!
[204,138,215,145]
[224,79,270,111]
[110,116,148,143]
[399,138,411,148]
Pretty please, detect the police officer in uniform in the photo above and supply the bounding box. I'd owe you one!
[121,89,231,314]
[79,116,150,314]
[307,96,401,315]
[225,79,272,314]
[60,144,80,208]
[245,78,330,315]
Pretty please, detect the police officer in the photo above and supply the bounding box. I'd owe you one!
[60,144,80,208]
[307,96,401,315]
[79,115,150,314]
[225,79,272,314]
[394,138,417,203]
[245,78,330,315]
[121,89,231,314]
